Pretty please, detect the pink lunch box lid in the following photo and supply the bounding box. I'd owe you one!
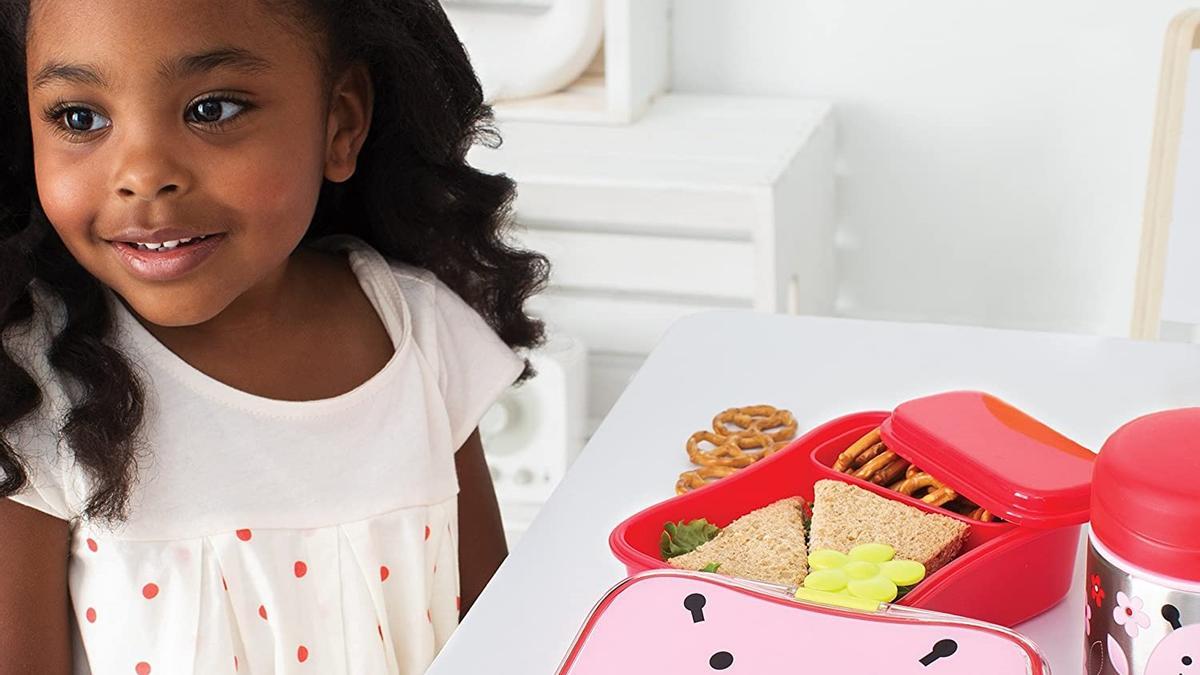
[557,570,1050,674]
[882,391,1095,529]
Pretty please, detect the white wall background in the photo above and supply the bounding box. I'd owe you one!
[672,0,1197,336]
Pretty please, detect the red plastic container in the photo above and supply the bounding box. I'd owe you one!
[609,391,1096,627]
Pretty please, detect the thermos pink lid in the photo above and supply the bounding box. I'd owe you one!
[1092,408,1200,581]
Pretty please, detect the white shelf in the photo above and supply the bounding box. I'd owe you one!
[472,94,837,541]
[479,94,835,191]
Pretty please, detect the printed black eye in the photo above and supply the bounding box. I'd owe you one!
[1164,604,1184,631]
[709,651,734,670]
[1184,655,1193,666]
[919,639,959,666]
[684,593,707,623]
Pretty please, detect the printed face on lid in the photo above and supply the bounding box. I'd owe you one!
[1145,605,1200,675]
[561,574,1039,674]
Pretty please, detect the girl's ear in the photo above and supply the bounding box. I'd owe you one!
[324,62,374,183]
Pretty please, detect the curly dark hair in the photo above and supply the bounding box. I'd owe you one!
[0,0,548,522]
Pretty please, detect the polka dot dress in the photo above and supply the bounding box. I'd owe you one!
[4,236,525,675]
[69,504,461,674]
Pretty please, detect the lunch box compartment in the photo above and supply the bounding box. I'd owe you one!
[610,393,1093,627]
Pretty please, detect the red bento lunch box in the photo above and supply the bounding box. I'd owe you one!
[609,391,1097,628]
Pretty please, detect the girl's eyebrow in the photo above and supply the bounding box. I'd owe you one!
[31,46,273,92]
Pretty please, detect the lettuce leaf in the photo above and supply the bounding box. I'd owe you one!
[660,519,721,559]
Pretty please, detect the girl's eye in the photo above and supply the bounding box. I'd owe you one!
[188,98,246,125]
[62,108,111,133]
[43,95,252,141]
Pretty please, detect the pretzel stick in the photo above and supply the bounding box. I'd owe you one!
[852,442,887,470]
[967,506,995,522]
[895,472,939,496]
[854,450,898,481]
[832,428,1001,523]
[922,486,958,507]
[833,428,882,472]
[871,457,910,486]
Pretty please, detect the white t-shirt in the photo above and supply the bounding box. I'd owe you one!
[1,234,525,675]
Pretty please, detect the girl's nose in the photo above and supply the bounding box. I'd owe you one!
[114,144,192,202]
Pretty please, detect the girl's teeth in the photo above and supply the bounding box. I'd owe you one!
[132,235,207,251]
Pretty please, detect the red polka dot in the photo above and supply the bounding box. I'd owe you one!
[236,529,252,541]
[297,645,309,663]
[86,538,98,552]
[86,607,97,623]
[379,566,389,582]
[294,561,307,578]
[135,663,151,675]
[424,525,431,540]
[258,605,268,621]
[142,583,159,600]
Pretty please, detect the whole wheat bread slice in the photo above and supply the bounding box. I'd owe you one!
[808,479,970,575]
[668,497,809,586]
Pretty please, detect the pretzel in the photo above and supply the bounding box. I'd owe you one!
[970,507,995,522]
[895,472,940,496]
[922,486,958,507]
[686,430,776,468]
[712,405,797,442]
[676,465,738,494]
[872,457,910,486]
[853,450,899,481]
[832,427,1002,523]
[676,405,799,493]
[833,428,882,472]
[855,442,888,468]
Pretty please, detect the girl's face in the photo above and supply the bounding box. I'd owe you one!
[25,0,369,328]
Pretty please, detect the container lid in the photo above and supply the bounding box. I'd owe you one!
[557,571,1049,674]
[880,391,1094,529]
[1091,409,1200,582]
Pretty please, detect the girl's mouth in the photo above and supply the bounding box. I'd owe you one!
[111,233,226,282]
[120,234,215,252]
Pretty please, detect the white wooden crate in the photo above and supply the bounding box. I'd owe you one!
[470,93,837,432]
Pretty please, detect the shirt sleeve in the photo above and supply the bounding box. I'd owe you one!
[428,277,526,451]
[1,293,79,522]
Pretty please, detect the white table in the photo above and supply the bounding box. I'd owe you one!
[428,312,1200,674]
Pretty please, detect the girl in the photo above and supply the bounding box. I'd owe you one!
[0,0,547,673]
